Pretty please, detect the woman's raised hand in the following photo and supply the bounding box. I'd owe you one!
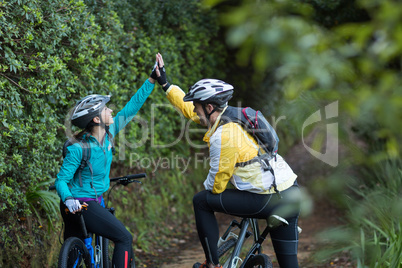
[155,53,167,86]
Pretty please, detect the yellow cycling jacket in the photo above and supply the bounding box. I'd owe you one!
[166,85,297,194]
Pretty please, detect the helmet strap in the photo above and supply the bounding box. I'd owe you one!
[201,104,210,123]
[88,116,106,143]
[105,125,116,154]
[95,116,115,153]
[98,115,106,128]
[91,115,106,128]
[202,103,219,124]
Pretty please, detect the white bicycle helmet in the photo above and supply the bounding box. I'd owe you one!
[183,79,234,108]
[71,94,110,129]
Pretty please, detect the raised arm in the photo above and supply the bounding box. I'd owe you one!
[109,55,158,136]
[154,53,201,124]
[109,79,155,136]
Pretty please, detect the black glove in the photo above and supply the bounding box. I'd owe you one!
[156,65,167,85]
[150,61,170,91]
[150,61,158,80]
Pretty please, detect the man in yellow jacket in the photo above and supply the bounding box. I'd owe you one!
[153,53,301,268]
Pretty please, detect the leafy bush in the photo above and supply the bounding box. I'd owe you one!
[316,158,402,267]
[0,0,226,266]
[109,165,208,260]
[205,0,402,266]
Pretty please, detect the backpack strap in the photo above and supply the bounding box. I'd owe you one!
[222,106,282,197]
[242,107,255,129]
[77,139,97,199]
[235,154,281,198]
[235,154,272,171]
[76,139,92,187]
[259,156,281,198]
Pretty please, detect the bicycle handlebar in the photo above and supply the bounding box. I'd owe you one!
[110,173,146,186]
[48,173,147,190]
[109,173,146,182]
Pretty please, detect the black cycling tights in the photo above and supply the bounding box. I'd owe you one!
[193,186,300,268]
[60,201,133,268]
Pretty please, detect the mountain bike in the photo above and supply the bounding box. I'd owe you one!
[49,173,146,268]
[194,214,302,268]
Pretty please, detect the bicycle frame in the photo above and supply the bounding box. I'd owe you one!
[75,197,108,268]
[228,219,250,267]
[220,217,281,268]
[51,173,146,268]
[220,219,254,268]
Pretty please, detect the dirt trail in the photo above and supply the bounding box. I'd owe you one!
[158,200,344,268]
[147,137,353,267]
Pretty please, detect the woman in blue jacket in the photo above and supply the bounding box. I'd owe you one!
[55,62,157,267]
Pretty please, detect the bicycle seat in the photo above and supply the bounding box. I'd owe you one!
[267,215,289,229]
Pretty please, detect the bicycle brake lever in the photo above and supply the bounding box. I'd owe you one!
[118,178,142,186]
[119,179,129,186]
[64,204,88,214]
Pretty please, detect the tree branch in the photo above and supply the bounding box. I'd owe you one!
[0,73,37,94]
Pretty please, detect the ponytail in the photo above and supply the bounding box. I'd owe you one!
[72,121,115,154]
[105,125,115,154]
[73,121,96,140]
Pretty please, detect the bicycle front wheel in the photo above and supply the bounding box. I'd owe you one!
[244,254,273,268]
[130,248,135,268]
[58,237,91,268]
[218,237,237,267]
[100,238,135,268]
[101,236,112,268]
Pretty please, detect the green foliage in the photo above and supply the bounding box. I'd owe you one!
[25,179,59,230]
[205,0,402,266]
[0,0,226,266]
[316,158,402,267]
[206,0,402,154]
[109,164,207,263]
[305,0,369,28]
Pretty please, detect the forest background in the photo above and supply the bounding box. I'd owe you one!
[0,0,401,267]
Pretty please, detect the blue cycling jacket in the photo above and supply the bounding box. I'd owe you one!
[55,79,155,202]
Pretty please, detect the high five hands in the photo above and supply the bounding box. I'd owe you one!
[150,53,170,91]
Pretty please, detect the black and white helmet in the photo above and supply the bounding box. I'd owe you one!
[183,79,234,108]
[71,94,110,129]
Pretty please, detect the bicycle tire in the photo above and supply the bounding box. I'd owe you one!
[218,238,237,257]
[101,236,112,268]
[218,238,237,266]
[100,238,135,268]
[190,238,238,268]
[58,237,91,268]
[130,248,135,268]
[244,254,273,268]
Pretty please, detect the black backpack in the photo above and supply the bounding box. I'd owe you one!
[220,106,281,194]
[62,138,93,187]
[221,106,279,158]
